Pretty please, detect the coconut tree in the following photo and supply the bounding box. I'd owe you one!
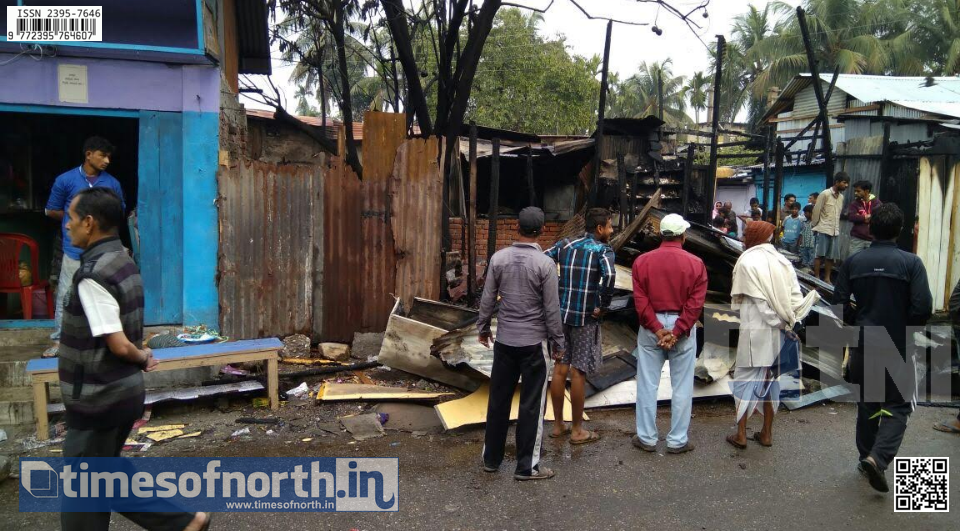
[911,0,960,75]
[686,71,711,126]
[749,0,921,97]
[608,59,690,126]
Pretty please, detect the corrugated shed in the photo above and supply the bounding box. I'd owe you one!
[219,159,323,339]
[391,138,443,310]
[360,111,406,331]
[844,118,930,144]
[766,73,960,123]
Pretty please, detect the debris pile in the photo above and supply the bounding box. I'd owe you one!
[372,207,850,429]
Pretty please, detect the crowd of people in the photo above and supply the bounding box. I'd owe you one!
[710,172,890,285]
[478,193,936,494]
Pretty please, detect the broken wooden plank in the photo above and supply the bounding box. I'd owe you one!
[317,382,452,402]
[433,383,585,430]
[610,189,661,252]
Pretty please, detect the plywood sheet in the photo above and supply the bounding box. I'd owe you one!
[317,383,452,402]
[434,383,587,430]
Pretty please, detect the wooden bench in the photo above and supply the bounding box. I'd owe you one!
[26,338,282,440]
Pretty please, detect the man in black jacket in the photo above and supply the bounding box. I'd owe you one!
[834,203,933,493]
[933,280,960,434]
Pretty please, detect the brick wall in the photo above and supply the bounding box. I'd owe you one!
[449,217,565,259]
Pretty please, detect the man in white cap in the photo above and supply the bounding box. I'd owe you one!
[630,214,708,454]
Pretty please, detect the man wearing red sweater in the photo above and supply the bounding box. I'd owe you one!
[630,214,708,454]
[847,180,881,258]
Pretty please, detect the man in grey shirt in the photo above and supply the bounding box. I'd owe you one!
[478,206,564,480]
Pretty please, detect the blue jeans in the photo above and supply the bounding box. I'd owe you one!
[634,312,697,448]
[50,255,80,341]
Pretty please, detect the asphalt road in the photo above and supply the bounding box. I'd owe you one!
[3,401,958,530]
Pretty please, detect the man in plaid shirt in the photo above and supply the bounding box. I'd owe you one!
[545,208,616,444]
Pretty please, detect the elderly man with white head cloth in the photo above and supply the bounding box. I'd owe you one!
[726,221,820,450]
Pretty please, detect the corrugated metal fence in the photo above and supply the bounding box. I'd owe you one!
[219,160,323,339]
[219,111,443,341]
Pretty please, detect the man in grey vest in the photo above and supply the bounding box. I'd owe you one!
[59,188,210,530]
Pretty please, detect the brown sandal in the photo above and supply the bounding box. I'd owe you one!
[569,430,601,445]
[725,434,747,450]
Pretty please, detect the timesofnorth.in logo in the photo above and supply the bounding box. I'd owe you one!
[19,457,398,513]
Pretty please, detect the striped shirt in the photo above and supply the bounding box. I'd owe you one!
[546,233,616,326]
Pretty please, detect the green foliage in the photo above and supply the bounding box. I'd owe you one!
[465,9,601,135]
[718,0,945,130]
[607,59,691,127]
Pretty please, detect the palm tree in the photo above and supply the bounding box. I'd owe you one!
[686,71,711,126]
[911,0,960,75]
[608,60,690,126]
[749,0,920,97]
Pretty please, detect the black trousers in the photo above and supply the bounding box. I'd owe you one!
[61,421,196,531]
[483,342,548,476]
[856,401,913,471]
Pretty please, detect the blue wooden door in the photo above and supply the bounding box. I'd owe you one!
[137,111,184,325]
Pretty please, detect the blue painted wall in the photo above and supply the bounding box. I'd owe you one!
[137,111,218,327]
[181,112,220,327]
[753,167,827,208]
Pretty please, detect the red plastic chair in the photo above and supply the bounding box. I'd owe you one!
[0,233,54,319]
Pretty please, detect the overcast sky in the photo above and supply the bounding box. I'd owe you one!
[244,0,802,119]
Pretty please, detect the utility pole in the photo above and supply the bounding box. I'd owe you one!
[705,34,725,226]
[797,6,835,186]
[589,20,613,209]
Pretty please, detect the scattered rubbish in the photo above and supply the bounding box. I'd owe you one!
[48,381,266,414]
[317,383,453,402]
[378,413,390,425]
[434,383,584,430]
[695,343,736,384]
[221,365,249,376]
[0,456,11,483]
[390,442,401,447]
[286,382,310,399]
[266,430,276,435]
[178,431,202,439]
[340,413,385,441]
[231,427,251,437]
[374,404,444,433]
[301,438,313,442]
[252,397,270,408]
[122,441,152,452]
[281,334,312,359]
[280,358,337,366]
[138,424,187,434]
[0,428,7,443]
[279,361,380,379]
[320,343,352,362]
[235,417,283,425]
[145,429,185,442]
[782,385,851,410]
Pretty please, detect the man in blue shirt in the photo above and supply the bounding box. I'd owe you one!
[43,137,126,357]
[545,208,616,445]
